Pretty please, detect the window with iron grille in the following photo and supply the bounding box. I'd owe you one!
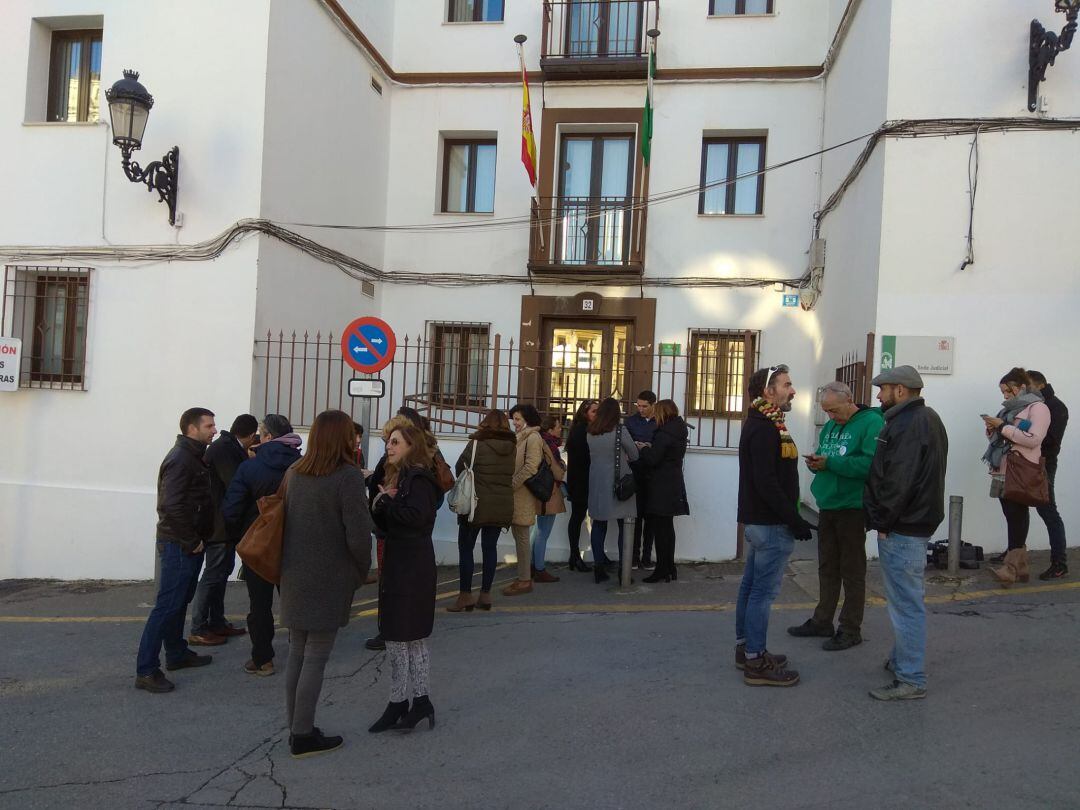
[447,0,505,22]
[686,329,758,418]
[429,322,490,407]
[47,29,103,123]
[2,266,91,389]
[709,0,774,15]
[699,136,767,215]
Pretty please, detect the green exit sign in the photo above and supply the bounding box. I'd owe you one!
[659,343,681,356]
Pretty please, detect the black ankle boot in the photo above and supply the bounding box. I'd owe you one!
[396,695,435,732]
[368,700,409,733]
[568,554,592,573]
[594,566,610,584]
[643,569,670,584]
[290,728,344,759]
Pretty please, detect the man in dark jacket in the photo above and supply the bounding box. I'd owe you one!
[135,408,218,693]
[626,390,658,568]
[223,414,301,676]
[736,364,813,688]
[864,365,948,702]
[189,414,259,644]
[1028,371,1069,579]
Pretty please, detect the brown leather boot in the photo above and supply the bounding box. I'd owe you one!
[475,592,493,611]
[991,551,1019,588]
[743,653,799,687]
[445,592,476,613]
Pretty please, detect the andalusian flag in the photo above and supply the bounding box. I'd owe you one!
[641,46,656,166]
[520,60,538,187]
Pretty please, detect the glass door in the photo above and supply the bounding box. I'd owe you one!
[566,1,643,57]
[557,134,634,265]
[544,319,633,423]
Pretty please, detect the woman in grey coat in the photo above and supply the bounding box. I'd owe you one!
[280,410,372,759]
[587,398,639,584]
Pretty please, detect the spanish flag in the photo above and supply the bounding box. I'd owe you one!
[520,61,537,187]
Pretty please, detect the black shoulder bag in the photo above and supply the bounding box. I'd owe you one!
[614,424,636,501]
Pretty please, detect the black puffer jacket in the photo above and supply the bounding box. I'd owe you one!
[155,435,213,553]
[372,465,439,642]
[565,420,591,503]
[1041,383,1069,462]
[637,417,690,516]
[455,427,516,527]
[864,398,949,537]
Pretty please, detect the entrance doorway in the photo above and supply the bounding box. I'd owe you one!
[542,319,633,424]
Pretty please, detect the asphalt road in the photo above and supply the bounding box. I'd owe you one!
[2,559,1079,810]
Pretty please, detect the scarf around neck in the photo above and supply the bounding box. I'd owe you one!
[981,390,1043,469]
[753,397,799,459]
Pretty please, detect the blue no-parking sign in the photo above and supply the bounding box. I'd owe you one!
[340,316,396,374]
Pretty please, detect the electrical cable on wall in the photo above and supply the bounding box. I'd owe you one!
[3,117,1077,290]
[959,127,981,272]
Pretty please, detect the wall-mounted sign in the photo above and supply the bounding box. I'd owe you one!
[0,337,21,391]
[573,291,603,315]
[348,378,385,398]
[782,294,800,307]
[880,335,954,375]
[659,343,681,356]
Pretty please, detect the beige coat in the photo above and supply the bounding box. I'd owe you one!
[511,427,544,526]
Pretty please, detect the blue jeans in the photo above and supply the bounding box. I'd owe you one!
[459,524,500,593]
[878,533,927,688]
[590,519,624,566]
[190,541,236,634]
[136,541,204,676]
[532,514,557,571]
[1036,461,1068,564]
[735,524,795,655]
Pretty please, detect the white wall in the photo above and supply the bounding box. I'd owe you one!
[0,245,259,579]
[0,1,272,577]
[873,131,1080,552]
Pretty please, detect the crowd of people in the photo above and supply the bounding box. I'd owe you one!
[132,362,1068,754]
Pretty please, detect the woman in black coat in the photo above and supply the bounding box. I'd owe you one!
[636,400,690,583]
[564,399,598,571]
[368,423,439,734]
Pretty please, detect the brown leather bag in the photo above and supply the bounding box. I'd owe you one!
[236,471,292,585]
[1003,451,1049,507]
[433,450,455,493]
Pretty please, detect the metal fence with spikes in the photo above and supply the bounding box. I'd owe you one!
[252,328,764,449]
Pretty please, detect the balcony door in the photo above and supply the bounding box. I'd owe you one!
[543,319,633,423]
[566,1,643,58]
[557,134,634,265]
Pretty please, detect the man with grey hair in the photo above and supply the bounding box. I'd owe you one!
[864,366,947,701]
[788,381,883,651]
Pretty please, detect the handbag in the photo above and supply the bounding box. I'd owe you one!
[613,424,636,501]
[524,434,555,501]
[448,440,479,521]
[236,470,292,585]
[433,450,455,493]
[1003,451,1049,507]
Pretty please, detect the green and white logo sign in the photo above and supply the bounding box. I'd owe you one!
[880,335,896,372]
[880,335,953,375]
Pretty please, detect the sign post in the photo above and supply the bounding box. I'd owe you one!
[0,337,22,391]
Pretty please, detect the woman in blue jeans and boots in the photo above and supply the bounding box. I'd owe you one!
[447,410,516,612]
[532,415,567,582]
[586,398,639,584]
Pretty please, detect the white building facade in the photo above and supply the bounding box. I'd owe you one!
[1,0,1078,578]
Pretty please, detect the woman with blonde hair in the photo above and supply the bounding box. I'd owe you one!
[280,410,372,758]
[368,423,440,733]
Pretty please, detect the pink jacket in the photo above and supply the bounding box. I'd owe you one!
[994,401,1051,473]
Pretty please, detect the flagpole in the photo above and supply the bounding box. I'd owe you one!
[638,28,659,260]
[515,34,544,251]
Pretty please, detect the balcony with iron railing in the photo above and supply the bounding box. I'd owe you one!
[541,0,659,79]
[528,195,646,278]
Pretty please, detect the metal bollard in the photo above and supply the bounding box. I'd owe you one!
[947,495,964,575]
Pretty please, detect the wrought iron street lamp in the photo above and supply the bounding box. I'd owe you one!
[1029,0,1080,112]
[105,70,180,225]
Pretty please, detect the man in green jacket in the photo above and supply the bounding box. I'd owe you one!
[788,381,884,651]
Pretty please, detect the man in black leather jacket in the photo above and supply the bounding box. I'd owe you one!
[864,365,948,702]
[135,408,218,693]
